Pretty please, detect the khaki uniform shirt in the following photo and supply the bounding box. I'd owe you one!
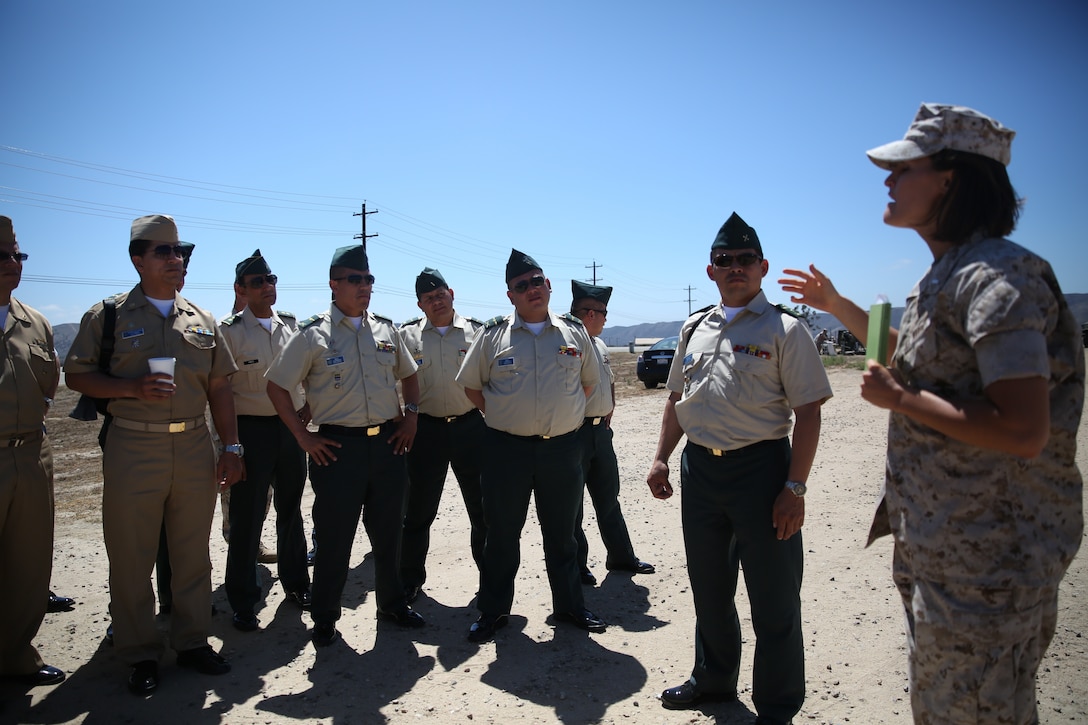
[584,337,615,418]
[64,286,237,421]
[266,305,416,427]
[398,311,482,418]
[456,310,599,437]
[873,236,1084,589]
[1,298,57,437]
[667,289,832,451]
[220,307,305,416]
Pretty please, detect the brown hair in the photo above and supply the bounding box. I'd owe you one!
[930,149,1022,242]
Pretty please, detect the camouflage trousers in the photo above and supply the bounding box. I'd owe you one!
[894,549,1057,725]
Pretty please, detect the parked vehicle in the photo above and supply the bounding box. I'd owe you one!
[636,335,679,389]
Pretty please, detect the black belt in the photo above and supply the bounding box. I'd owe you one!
[318,422,393,438]
[499,426,580,442]
[420,409,481,424]
[697,437,785,457]
[4,429,44,447]
[237,414,280,421]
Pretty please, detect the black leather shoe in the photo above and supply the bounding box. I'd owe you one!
[607,560,656,575]
[127,660,158,695]
[404,584,422,604]
[105,622,114,646]
[376,605,425,628]
[176,645,230,675]
[232,611,259,632]
[580,568,597,586]
[311,623,339,647]
[554,608,607,632]
[659,681,737,709]
[467,614,508,643]
[286,589,313,610]
[21,664,65,686]
[47,591,75,612]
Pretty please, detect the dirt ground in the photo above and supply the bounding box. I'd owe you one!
[3,353,1086,724]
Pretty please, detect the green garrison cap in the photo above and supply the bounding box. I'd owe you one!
[711,212,762,257]
[0,215,15,245]
[235,248,271,282]
[505,248,542,282]
[415,267,448,297]
[330,244,369,274]
[571,279,612,305]
[178,242,196,270]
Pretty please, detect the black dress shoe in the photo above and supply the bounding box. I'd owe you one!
[404,584,422,604]
[554,608,607,632]
[232,611,259,632]
[376,605,425,628]
[311,622,339,647]
[580,568,597,586]
[467,614,508,643]
[21,664,65,686]
[105,623,114,646]
[127,660,158,695]
[659,681,737,710]
[176,645,230,675]
[47,591,75,612]
[607,560,656,575]
[286,589,313,610]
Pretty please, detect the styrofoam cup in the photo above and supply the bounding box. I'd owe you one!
[148,356,176,378]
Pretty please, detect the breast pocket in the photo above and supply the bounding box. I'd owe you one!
[728,353,779,405]
[556,350,582,391]
[178,330,216,375]
[238,356,270,394]
[28,340,56,388]
[490,347,521,394]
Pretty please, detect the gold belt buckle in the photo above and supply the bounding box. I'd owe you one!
[709,447,723,457]
[366,425,381,437]
[169,422,186,433]
[445,415,457,423]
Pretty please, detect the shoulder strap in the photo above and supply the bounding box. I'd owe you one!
[683,305,715,348]
[99,298,117,373]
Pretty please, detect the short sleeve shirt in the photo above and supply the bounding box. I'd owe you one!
[455,310,600,437]
[878,236,1084,588]
[219,306,305,416]
[667,290,832,450]
[265,304,417,427]
[397,311,482,418]
[64,286,237,421]
[584,336,615,418]
[1,297,58,437]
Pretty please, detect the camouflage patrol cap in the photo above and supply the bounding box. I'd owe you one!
[130,214,180,244]
[505,248,542,282]
[415,267,448,297]
[571,279,612,305]
[867,103,1015,170]
[711,212,762,257]
[235,248,272,282]
[330,244,369,274]
[0,216,14,245]
[178,242,196,270]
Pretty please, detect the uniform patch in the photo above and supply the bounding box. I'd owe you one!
[376,341,396,354]
[559,345,583,358]
[325,355,345,366]
[121,328,145,339]
[185,325,215,336]
[736,344,772,360]
[684,353,694,365]
[498,357,515,367]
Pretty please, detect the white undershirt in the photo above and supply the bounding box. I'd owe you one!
[524,320,547,336]
[435,325,450,337]
[347,315,363,330]
[256,317,273,332]
[147,296,174,317]
[721,303,746,322]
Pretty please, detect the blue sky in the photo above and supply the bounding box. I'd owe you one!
[3,1,1085,331]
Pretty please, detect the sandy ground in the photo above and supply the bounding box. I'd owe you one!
[3,354,1086,725]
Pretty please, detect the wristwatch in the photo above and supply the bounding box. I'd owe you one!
[404,403,420,414]
[223,443,245,458]
[784,480,807,497]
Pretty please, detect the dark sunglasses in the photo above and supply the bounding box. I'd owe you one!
[0,250,29,263]
[333,273,376,286]
[510,275,547,294]
[244,274,278,288]
[150,244,185,259]
[575,307,607,319]
[712,252,762,268]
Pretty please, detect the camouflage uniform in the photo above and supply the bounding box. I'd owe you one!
[867,235,1084,724]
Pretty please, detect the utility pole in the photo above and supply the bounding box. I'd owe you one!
[354,202,379,252]
[585,260,603,285]
[685,286,698,315]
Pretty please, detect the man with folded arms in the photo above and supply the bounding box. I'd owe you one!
[65,214,243,694]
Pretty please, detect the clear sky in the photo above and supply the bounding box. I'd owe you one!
[3,1,1085,329]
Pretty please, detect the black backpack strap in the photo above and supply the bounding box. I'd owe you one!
[99,298,116,373]
[683,305,715,348]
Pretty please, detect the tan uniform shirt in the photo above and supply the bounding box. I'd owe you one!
[64,286,237,420]
[584,337,615,418]
[219,307,304,415]
[456,310,599,437]
[397,311,481,418]
[266,305,416,427]
[1,297,57,437]
[667,290,832,451]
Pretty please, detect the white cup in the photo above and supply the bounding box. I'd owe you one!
[148,356,176,379]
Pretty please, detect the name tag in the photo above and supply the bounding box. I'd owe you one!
[414,357,424,366]
[243,359,260,366]
[498,357,515,367]
[325,355,345,366]
[122,328,145,340]
[684,353,694,365]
